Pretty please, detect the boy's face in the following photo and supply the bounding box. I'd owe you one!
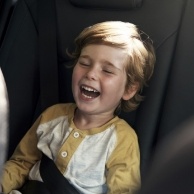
[72,44,135,117]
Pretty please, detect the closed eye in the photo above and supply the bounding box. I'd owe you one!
[80,62,89,66]
[78,55,91,67]
[78,60,90,67]
[103,69,114,74]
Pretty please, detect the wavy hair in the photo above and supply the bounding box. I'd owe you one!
[68,21,156,113]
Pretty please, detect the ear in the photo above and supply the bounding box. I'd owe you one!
[122,84,139,100]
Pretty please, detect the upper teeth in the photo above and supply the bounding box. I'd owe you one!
[82,86,98,92]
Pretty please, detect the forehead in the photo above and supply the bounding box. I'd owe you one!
[80,44,127,69]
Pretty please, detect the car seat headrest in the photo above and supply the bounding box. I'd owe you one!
[70,0,143,10]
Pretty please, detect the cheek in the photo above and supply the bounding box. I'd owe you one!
[72,66,80,83]
[104,77,126,95]
[115,76,128,95]
[72,68,79,91]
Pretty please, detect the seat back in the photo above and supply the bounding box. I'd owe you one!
[0,0,18,46]
[56,0,188,176]
[139,117,194,194]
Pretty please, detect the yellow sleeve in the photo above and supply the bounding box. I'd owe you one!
[1,116,42,193]
[106,124,141,194]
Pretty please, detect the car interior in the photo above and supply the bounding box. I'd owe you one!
[0,67,8,175]
[0,0,194,192]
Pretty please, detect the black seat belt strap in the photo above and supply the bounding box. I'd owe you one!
[40,154,79,194]
[38,0,59,112]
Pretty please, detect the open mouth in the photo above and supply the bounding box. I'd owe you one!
[80,85,100,99]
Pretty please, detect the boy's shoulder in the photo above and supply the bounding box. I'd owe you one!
[45,103,76,112]
[113,117,138,141]
[40,103,76,121]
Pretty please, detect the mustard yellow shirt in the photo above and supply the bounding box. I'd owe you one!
[1,103,140,194]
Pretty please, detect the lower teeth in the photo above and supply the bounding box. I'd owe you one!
[82,93,92,98]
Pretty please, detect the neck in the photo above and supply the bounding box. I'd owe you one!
[73,109,114,130]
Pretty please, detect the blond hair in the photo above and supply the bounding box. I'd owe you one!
[69,21,156,113]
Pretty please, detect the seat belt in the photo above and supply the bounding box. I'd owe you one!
[40,154,80,194]
[38,0,59,112]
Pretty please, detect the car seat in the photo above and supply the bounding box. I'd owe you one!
[0,0,193,181]
[139,116,194,194]
[0,0,18,46]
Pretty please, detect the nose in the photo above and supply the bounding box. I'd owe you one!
[85,66,98,80]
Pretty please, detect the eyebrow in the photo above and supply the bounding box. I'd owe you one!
[79,55,89,59]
